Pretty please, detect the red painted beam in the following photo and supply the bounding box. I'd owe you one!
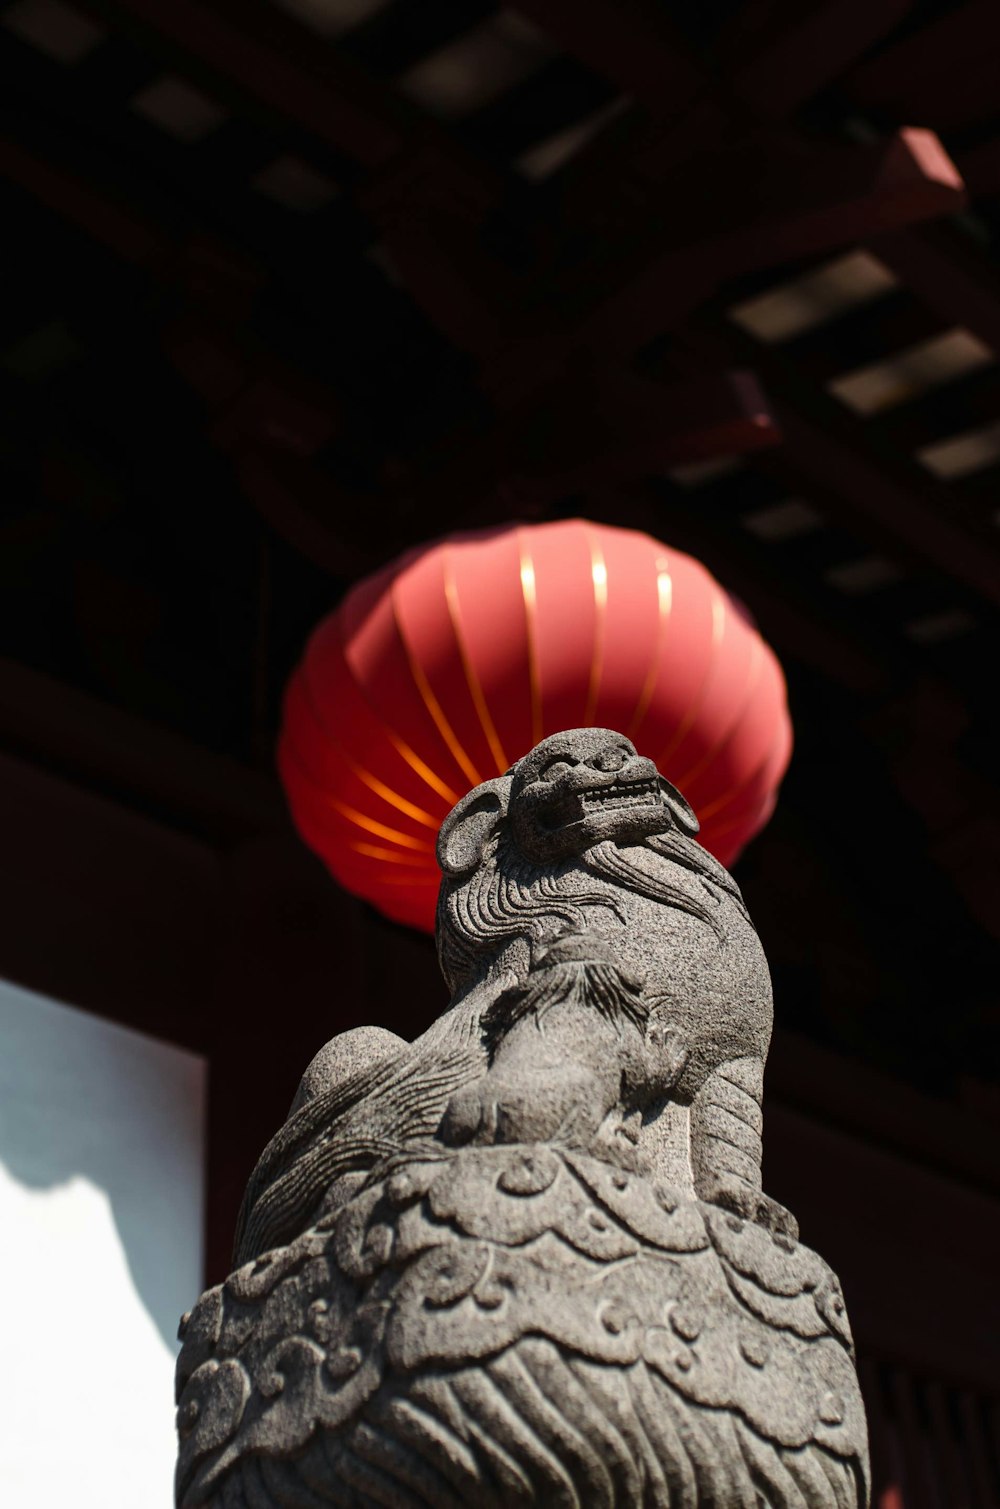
[559,0,915,208]
[762,398,1000,606]
[0,137,163,268]
[359,143,517,357]
[847,0,999,131]
[579,129,965,358]
[0,136,348,461]
[870,223,1000,364]
[78,0,514,359]
[870,367,1000,457]
[955,135,1000,199]
[209,372,342,460]
[593,367,779,469]
[716,0,915,120]
[234,448,378,579]
[509,367,781,504]
[76,0,406,167]
[399,366,780,525]
[0,659,279,841]
[509,0,704,116]
[654,317,1000,609]
[777,291,946,387]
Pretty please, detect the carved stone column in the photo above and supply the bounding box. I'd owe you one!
[176,728,870,1508]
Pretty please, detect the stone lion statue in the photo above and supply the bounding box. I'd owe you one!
[176,729,870,1508]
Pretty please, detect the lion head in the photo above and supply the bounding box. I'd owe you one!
[437,728,757,993]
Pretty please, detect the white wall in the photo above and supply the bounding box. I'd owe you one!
[0,978,206,1509]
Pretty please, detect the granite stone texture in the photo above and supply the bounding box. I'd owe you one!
[176,728,870,1508]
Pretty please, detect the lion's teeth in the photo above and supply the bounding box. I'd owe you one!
[581,781,656,810]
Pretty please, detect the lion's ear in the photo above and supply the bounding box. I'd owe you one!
[659,776,700,836]
[437,780,511,876]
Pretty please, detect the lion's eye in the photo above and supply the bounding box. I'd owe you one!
[539,757,574,780]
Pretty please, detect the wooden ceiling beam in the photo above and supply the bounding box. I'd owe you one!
[357,146,518,357]
[866,680,1000,945]
[75,0,407,168]
[508,0,704,116]
[0,104,775,564]
[950,459,1000,519]
[869,366,1000,457]
[76,0,515,359]
[0,126,384,574]
[846,0,999,132]
[573,129,965,361]
[0,748,220,1054]
[486,129,965,401]
[868,223,1000,363]
[757,399,1000,605]
[713,0,915,121]
[234,447,380,579]
[515,366,782,502]
[0,658,279,842]
[663,319,1000,608]
[395,367,781,531]
[17,0,994,621]
[773,290,946,387]
[0,136,165,270]
[955,136,1000,200]
[603,484,889,695]
[556,0,915,212]
[0,131,347,448]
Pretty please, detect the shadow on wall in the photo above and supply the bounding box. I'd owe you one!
[0,977,206,1352]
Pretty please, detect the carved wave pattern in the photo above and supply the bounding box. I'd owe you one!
[206,1350,862,1509]
[176,1146,869,1508]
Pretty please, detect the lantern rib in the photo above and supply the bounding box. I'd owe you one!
[656,586,728,770]
[348,841,437,867]
[702,803,769,847]
[284,747,435,851]
[391,578,483,789]
[583,525,608,727]
[305,645,461,808]
[295,677,441,829]
[697,745,782,827]
[517,527,543,745]
[626,551,673,742]
[382,734,461,808]
[325,796,435,851]
[675,637,765,792]
[443,547,509,776]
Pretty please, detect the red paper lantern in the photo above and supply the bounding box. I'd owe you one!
[279,520,792,931]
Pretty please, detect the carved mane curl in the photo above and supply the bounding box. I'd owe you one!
[437,821,746,997]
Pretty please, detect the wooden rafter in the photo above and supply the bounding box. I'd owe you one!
[847,0,1000,131]
[712,0,915,121]
[870,224,1000,365]
[667,316,1000,609]
[570,129,965,360]
[596,482,890,696]
[774,291,946,387]
[74,0,516,355]
[8,0,1000,617]
[509,0,703,115]
[553,0,917,210]
[74,0,409,167]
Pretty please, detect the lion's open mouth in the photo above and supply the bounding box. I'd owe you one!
[581,779,660,812]
[541,778,661,829]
